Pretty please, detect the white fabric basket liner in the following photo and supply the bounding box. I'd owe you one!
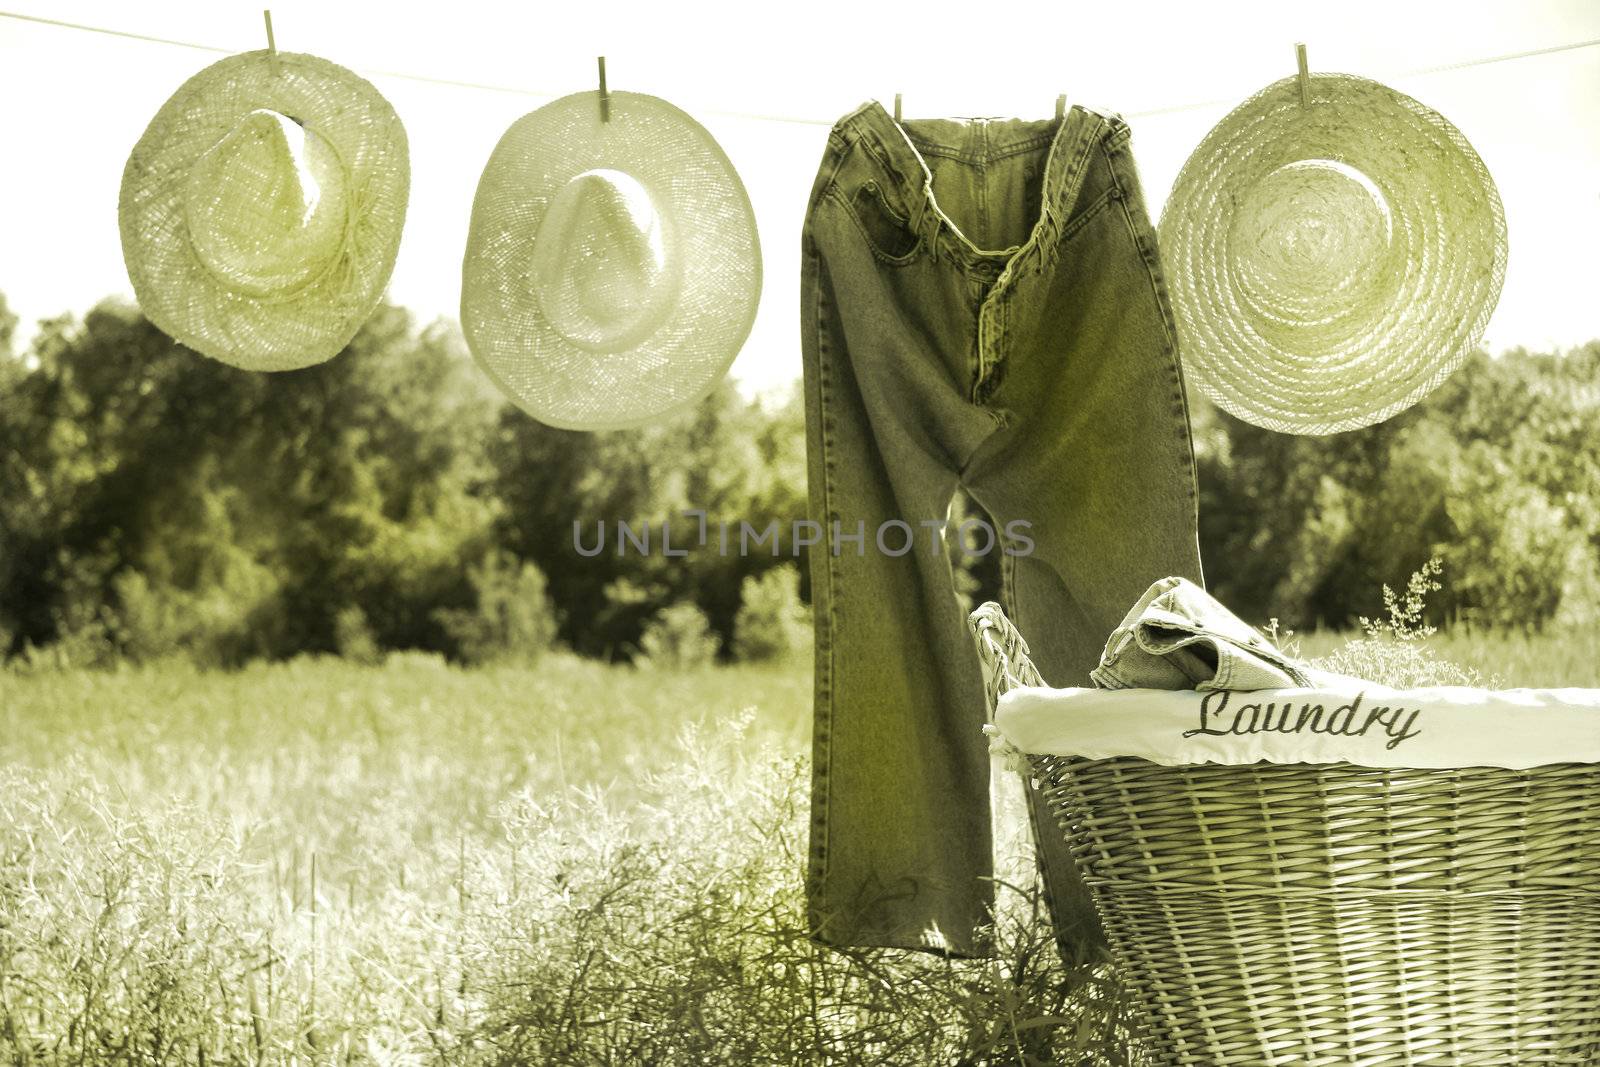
[995,682,1600,770]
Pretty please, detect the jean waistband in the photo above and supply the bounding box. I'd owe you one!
[827,99,1114,275]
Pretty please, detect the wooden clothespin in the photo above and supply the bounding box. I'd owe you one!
[1055,94,1066,121]
[1296,42,1310,108]
[598,56,610,122]
[894,93,902,122]
[263,9,279,77]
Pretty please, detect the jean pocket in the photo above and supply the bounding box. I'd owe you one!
[1057,188,1116,246]
[835,179,923,264]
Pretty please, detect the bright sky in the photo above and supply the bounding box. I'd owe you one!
[2,0,1597,398]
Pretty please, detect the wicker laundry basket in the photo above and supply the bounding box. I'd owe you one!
[969,602,1600,1066]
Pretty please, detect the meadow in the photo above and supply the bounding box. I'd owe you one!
[0,624,1595,1066]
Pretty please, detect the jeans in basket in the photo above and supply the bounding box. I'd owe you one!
[801,100,1204,958]
[1091,576,1345,692]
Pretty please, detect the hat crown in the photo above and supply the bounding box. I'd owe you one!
[183,108,351,299]
[1228,158,1396,336]
[529,168,678,352]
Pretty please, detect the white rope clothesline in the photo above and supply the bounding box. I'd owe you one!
[1,8,1598,125]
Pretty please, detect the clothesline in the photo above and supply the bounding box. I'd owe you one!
[2,8,1598,125]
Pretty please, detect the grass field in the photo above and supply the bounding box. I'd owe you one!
[0,628,1595,1065]
[1294,626,1600,688]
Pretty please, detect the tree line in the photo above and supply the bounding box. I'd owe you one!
[0,292,1595,667]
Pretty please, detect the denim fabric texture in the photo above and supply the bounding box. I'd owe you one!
[1090,576,1350,692]
[800,100,1204,958]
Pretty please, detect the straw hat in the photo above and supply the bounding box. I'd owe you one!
[1158,73,1506,435]
[120,50,409,372]
[462,90,761,431]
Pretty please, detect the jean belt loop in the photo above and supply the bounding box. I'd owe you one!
[1033,173,1054,272]
[1041,195,1058,271]
[921,185,941,263]
[1045,133,1076,270]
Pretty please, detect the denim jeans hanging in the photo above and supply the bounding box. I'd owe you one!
[800,100,1204,957]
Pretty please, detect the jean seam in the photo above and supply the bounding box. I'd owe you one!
[996,296,1010,399]
[981,297,1007,407]
[907,131,1057,164]
[1025,115,1101,281]
[1109,168,1177,355]
[804,236,837,921]
[1110,171,1201,516]
[999,551,1068,947]
[809,135,857,221]
[1061,127,1102,220]
[972,294,998,404]
[976,166,991,253]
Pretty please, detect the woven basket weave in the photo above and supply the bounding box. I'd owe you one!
[969,602,1600,1066]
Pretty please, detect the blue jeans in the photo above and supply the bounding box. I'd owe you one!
[1090,576,1339,692]
[801,101,1204,957]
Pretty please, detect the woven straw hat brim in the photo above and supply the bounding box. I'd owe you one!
[462,91,761,431]
[1159,73,1506,435]
[120,50,409,372]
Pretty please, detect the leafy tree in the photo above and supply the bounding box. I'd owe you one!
[636,600,721,668]
[3,278,1592,664]
[433,549,560,665]
[733,563,809,662]
[0,299,500,663]
[1199,342,1600,630]
[488,378,807,659]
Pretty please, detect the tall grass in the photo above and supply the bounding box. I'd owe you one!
[1293,628,1600,687]
[0,623,1593,1064]
[0,651,1139,1064]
